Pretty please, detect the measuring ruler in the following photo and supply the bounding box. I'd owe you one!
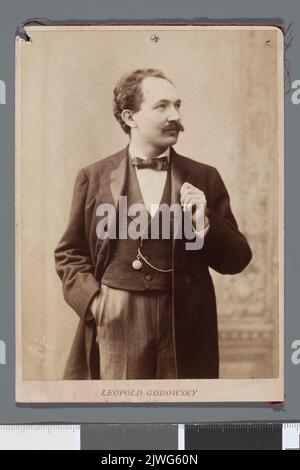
[0,423,299,450]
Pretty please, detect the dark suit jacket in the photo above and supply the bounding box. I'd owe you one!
[54,145,252,379]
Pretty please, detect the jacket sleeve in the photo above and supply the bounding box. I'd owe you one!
[204,167,252,274]
[54,168,99,321]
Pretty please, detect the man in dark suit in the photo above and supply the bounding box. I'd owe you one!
[54,68,252,380]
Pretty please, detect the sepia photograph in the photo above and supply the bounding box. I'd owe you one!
[15,25,284,402]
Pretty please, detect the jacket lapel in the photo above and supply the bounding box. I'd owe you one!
[169,147,190,262]
[109,148,128,209]
[94,146,129,277]
[170,146,188,206]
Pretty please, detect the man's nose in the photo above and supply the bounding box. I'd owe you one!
[167,105,181,121]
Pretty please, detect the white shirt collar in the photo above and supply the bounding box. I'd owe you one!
[128,142,170,161]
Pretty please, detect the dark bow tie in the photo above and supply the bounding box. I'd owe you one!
[131,156,169,171]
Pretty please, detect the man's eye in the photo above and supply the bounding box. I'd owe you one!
[157,104,166,110]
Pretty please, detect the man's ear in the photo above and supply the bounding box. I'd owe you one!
[121,109,137,129]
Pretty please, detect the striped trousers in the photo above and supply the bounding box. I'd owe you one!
[93,284,177,380]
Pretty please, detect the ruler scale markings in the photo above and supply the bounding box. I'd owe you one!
[282,423,300,450]
[81,423,178,450]
[185,423,283,450]
[178,424,185,450]
[0,425,80,450]
[0,424,299,450]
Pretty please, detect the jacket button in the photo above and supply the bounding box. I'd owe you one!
[185,276,191,284]
[145,274,152,281]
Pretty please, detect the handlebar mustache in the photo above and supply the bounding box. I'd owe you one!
[162,122,185,132]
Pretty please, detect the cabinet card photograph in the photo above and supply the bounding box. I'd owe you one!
[15,24,284,403]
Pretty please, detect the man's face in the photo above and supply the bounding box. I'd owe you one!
[131,77,183,147]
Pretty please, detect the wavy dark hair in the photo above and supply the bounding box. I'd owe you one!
[113,68,173,134]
